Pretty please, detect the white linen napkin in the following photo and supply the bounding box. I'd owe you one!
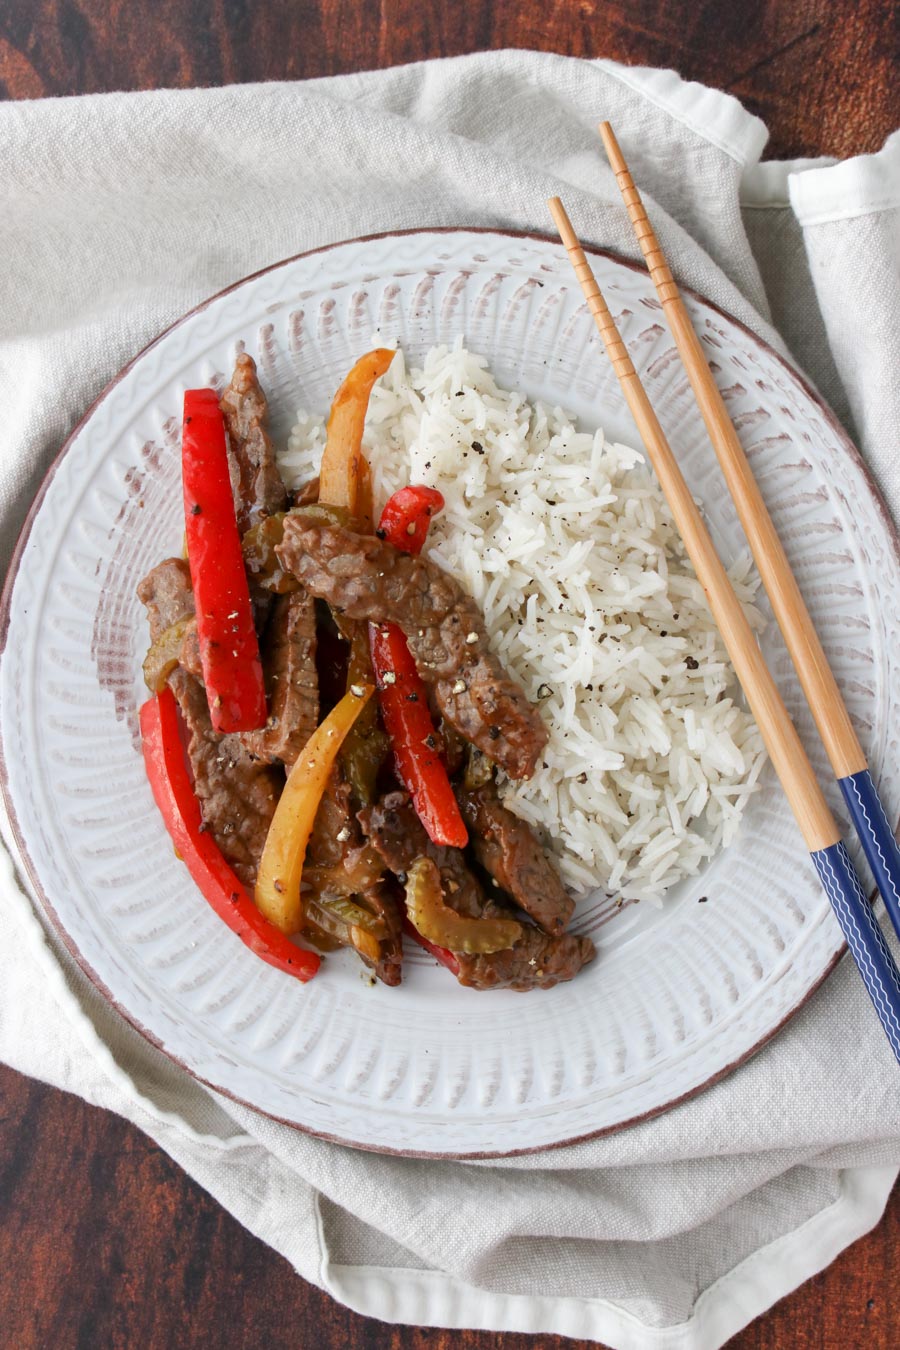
[1,52,899,1350]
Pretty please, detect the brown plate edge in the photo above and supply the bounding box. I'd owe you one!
[0,224,895,1161]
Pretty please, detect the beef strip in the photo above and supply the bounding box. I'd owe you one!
[219,353,288,534]
[240,590,318,768]
[360,792,593,991]
[166,668,281,887]
[360,791,485,918]
[308,771,403,986]
[456,784,574,937]
[135,557,202,678]
[438,714,467,778]
[359,880,403,988]
[454,928,595,992]
[277,515,548,779]
[308,769,357,869]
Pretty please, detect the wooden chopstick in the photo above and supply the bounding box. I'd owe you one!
[597,120,900,948]
[548,196,900,1061]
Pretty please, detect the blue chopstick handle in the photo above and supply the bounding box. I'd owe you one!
[811,841,900,1063]
[839,770,900,943]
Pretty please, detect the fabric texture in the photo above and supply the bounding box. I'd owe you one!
[1,51,898,1349]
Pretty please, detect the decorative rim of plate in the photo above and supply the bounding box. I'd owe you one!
[1,226,896,1159]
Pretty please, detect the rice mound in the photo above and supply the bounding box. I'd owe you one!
[280,341,767,903]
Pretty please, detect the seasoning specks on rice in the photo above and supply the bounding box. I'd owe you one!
[281,339,767,904]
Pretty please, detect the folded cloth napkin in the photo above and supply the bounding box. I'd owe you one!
[2,51,899,1350]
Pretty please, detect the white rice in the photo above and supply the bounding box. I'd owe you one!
[280,341,767,903]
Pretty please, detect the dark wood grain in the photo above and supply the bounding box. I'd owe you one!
[1,1,898,1347]
[1,1061,898,1349]
[0,0,897,156]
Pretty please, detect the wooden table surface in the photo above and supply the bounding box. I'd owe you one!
[1,2,898,1347]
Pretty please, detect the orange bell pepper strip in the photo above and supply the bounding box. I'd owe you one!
[318,348,395,514]
[318,351,393,804]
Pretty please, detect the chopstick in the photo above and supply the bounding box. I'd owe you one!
[547,196,900,1062]
[597,119,900,951]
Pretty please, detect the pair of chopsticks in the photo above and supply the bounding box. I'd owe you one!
[548,124,900,1062]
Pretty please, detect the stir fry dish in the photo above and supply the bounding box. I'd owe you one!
[137,349,595,991]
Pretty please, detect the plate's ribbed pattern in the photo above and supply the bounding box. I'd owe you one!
[2,230,899,1156]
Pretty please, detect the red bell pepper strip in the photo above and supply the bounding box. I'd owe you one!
[370,485,468,850]
[377,485,446,555]
[140,688,320,982]
[182,389,267,733]
[402,918,460,976]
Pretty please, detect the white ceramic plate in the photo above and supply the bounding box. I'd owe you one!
[3,229,899,1157]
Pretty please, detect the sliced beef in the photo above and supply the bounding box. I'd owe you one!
[136,557,202,678]
[360,791,485,919]
[137,556,192,636]
[307,771,402,987]
[360,880,404,987]
[220,353,288,534]
[455,929,595,992]
[308,769,357,870]
[438,715,467,778]
[240,590,318,768]
[167,668,281,887]
[277,515,548,779]
[360,791,593,992]
[457,784,574,937]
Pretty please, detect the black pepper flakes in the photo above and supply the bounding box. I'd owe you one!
[488,725,501,740]
[190,503,202,515]
[685,656,699,670]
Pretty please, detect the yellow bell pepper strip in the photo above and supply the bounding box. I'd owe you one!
[139,689,319,982]
[318,348,395,512]
[370,486,469,848]
[182,389,267,733]
[403,857,522,954]
[255,684,375,934]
